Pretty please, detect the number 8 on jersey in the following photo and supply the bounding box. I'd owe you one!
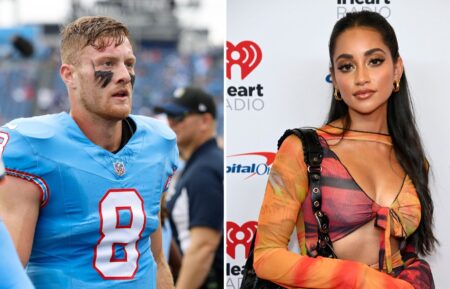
[94,189,146,279]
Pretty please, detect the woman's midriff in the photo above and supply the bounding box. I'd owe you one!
[330,219,400,265]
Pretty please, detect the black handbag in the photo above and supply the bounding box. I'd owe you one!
[239,128,336,289]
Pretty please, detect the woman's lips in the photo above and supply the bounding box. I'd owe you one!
[353,89,375,99]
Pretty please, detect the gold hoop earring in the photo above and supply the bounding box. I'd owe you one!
[334,88,342,101]
[393,80,400,93]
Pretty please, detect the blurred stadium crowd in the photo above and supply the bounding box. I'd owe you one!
[0,0,224,135]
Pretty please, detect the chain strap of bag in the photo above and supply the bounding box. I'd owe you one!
[239,128,336,289]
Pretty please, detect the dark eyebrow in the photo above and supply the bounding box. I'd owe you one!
[335,48,387,62]
[95,54,136,63]
[364,48,386,56]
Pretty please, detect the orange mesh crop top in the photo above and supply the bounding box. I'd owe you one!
[302,126,421,273]
[254,125,423,289]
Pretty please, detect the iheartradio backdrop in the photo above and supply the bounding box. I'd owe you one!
[225,1,450,288]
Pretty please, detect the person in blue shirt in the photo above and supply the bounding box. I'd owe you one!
[0,158,35,289]
[0,16,177,289]
[155,87,223,289]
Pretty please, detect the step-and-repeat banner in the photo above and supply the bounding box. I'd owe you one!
[226,1,450,288]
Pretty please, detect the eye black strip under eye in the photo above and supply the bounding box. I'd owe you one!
[94,70,113,88]
[130,73,135,88]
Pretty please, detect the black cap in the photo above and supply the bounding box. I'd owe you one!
[154,87,216,119]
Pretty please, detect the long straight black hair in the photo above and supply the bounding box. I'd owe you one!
[326,11,437,255]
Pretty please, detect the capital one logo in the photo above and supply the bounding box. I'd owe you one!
[227,152,275,179]
[227,221,257,259]
[226,41,262,80]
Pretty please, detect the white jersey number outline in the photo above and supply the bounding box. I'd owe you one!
[0,132,9,158]
[94,189,146,279]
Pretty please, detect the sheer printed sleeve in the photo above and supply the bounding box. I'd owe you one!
[253,135,414,289]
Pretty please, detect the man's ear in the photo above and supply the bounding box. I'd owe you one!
[60,64,76,89]
[199,113,214,130]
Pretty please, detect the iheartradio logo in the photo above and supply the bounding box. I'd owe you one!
[226,41,262,80]
[226,221,257,259]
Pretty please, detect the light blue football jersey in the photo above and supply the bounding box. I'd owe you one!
[0,112,178,289]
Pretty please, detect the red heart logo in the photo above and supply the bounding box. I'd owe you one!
[226,41,263,80]
[226,221,258,259]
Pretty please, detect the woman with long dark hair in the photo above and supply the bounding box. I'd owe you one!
[253,11,436,288]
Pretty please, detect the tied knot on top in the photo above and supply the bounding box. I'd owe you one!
[374,206,404,274]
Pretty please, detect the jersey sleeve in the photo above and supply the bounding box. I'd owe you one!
[163,133,179,194]
[253,135,414,289]
[0,124,49,206]
[186,161,223,231]
[140,115,179,195]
